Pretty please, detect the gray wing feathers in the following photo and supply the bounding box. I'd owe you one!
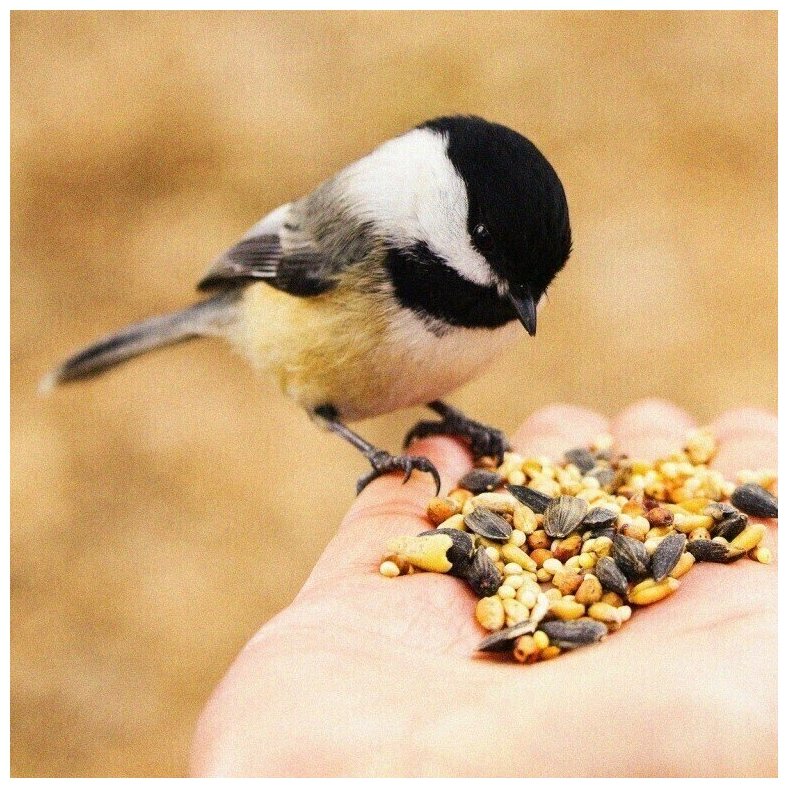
[197,234,283,291]
[196,192,376,298]
[197,197,340,297]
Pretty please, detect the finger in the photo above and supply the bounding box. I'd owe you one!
[709,407,777,482]
[611,398,696,461]
[305,435,473,584]
[510,404,610,459]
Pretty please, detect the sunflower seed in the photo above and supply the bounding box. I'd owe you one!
[539,619,607,650]
[543,495,589,538]
[710,512,748,542]
[612,534,651,581]
[730,483,778,519]
[476,619,536,652]
[589,526,617,541]
[594,556,629,596]
[507,485,552,514]
[458,469,503,495]
[461,546,503,597]
[704,501,739,522]
[685,538,734,563]
[587,466,616,489]
[650,532,686,582]
[564,447,596,474]
[581,506,618,529]
[464,508,512,542]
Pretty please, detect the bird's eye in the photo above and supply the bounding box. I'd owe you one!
[472,223,494,253]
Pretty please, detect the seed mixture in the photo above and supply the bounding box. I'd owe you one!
[379,428,777,663]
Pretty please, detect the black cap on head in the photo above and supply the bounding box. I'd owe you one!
[420,115,571,334]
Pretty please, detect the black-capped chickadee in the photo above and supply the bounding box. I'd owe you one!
[42,116,571,493]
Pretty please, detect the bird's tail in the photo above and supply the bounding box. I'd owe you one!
[40,291,239,393]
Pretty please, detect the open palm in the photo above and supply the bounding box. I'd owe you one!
[190,400,776,777]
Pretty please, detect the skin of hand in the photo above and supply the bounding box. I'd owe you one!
[189,399,777,777]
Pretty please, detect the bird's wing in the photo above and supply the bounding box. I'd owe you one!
[197,203,339,297]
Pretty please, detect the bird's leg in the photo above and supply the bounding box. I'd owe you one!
[314,405,441,495]
[403,400,510,464]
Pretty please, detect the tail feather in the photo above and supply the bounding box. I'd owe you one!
[40,291,238,393]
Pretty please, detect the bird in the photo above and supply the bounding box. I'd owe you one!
[41,115,572,494]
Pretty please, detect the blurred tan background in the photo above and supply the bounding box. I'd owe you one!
[11,10,776,777]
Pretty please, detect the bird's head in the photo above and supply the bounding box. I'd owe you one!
[353,115,571,336]
[420,115,571,336]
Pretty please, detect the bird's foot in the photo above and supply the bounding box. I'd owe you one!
[403,409,510,464]
[357,449,441,496]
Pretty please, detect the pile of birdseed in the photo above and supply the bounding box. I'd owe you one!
[379,429,777,663]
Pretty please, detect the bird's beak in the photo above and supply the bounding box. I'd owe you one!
[508,288,537,336]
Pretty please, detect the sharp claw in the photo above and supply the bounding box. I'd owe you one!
[402,460,414,484]
[402,427,418,449]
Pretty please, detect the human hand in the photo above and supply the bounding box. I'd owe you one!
[190,400,777,777]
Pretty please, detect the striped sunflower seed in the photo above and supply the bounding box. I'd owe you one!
[650,532,687,582]
[507,485,552,514]
[581,506,618,529]
[594,556,629,597]
[730,483,778,519]
[564,447,597,474]
[543,495,589,538]
[710,512,748,542]
[476,620,536,652]
[685,538,736,563]
[587,466,616,489]
[464,507,513,542]
[458,469,504,495]
[539,619,607,650]
[460,546,503,597]
[612,534,651,581]
[704,501,739,522]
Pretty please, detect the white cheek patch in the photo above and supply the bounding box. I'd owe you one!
[340,128,495,286]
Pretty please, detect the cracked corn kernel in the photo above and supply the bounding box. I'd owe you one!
[386,533,455,573]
